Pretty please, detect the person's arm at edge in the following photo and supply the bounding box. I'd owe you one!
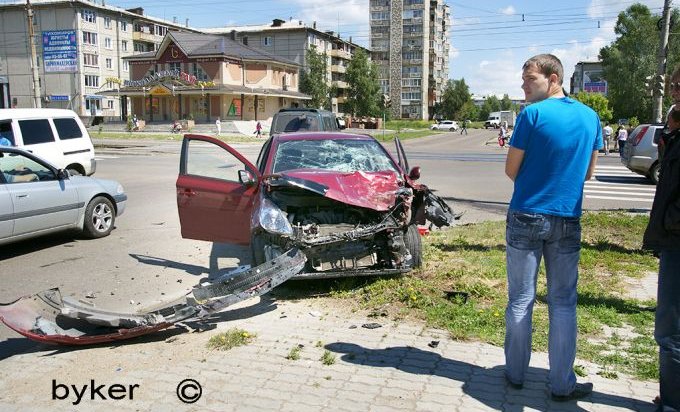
[505,146,525,181]
[585,150,598,181]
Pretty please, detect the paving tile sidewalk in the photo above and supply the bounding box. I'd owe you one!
[0,296,657,412]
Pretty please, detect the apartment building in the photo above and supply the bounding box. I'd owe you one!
[570,61,607,96]
[0,0,198,120]
[370,0,451,120]
[205,19,368,115]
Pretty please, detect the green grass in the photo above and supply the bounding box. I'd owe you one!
[320,350,336,365]
[206,328,256,351]
[281,211,659,380]
[286,344,302,360]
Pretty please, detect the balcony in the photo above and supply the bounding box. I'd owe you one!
[331,64,347,73]
[132,31,159,43]
[332,80,349,88]
[330,49,351,59]
[371,45,389,52]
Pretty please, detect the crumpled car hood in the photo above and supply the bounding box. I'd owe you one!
[272,170,403,211]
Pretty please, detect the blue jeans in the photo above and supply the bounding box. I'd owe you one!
[656,250,680,411]
[505,210,581,396]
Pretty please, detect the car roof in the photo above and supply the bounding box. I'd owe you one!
[273,132,376,142]
[276,108,334,115]
[0,108,80,120]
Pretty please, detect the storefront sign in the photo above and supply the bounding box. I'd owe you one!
[228,98,241,116]
[124,69,197,87]
[42,30,77,73]
[149,85,171,95]
[50,95,70,101]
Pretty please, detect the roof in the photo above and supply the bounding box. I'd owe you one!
[0,108,80,119]
[126,31,299,66]
[274,132,376,142]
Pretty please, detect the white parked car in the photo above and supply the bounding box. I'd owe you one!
[430,120,459,131]
[0,146,126,245]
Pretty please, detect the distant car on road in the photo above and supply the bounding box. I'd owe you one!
[430,120,459,131]
[0,146,126,245]
[621,123,664,184]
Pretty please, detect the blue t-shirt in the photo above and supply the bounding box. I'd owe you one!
[509,97,603,217]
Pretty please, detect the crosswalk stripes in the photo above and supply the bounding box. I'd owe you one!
[584,165,655,203]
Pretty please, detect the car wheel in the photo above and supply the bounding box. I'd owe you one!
[250,233,267,266]
[650,163,660,185]
[404,224,423,268]
[83,196,115,238]
[449,127,455,131]
[67,168,82,176]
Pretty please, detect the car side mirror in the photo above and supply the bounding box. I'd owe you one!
[408,166,421,181]
[57,169,70,180]
[238,170,256,186]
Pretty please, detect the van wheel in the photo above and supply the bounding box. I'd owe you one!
[83,196,115,238]
[650,163,660,185]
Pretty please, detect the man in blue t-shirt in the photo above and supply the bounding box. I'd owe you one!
[503,54,602,402]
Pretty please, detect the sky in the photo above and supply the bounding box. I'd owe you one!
[90,0,666,98]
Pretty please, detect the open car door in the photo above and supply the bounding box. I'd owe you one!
[176,134,261,245]
[394,137,411,175]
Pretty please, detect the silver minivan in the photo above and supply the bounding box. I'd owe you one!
[0,108,96,175]
[621,123,664,184]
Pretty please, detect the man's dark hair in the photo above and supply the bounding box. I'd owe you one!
[523,54,564,85]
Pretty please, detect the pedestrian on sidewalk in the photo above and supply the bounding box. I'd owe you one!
[461,119,469,135]
[504,54,602,402]
[616,125,628,157]
[603,123,613,155]
[642,107,680,412]
[215,117,221,136]
[255,121,262,138]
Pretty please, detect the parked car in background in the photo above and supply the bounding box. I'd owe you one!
[176,132,458,279]
[270,108,342,134]
[0,147,126,245]
[621,123,664,184]
[430,120,459,131]
[0,108,96,176]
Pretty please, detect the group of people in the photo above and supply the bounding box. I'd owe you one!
[602,122,629,156]
[503,53,678,410]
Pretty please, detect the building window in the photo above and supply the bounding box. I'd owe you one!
[192,63,209,81]
[123,61,129,72]
[105,58,112,69]
[84,75,99,88]
[81,9,96,23]
[263,36,273,47]
[83,53,98,67]
[104,37,112,49]
[104,16,111,28]
[155,25,166,36]
[122,40,128,51]
[121,21,127,32]
[107,100,114,109]
[82,31,97,45]
[169,62,181,72]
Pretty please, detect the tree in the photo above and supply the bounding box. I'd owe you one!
[439,78,472,120]
[478,95,501,121]
[574,91,613,123]
[299,45,330,110]
[345,49,381,117]
[457,101,479,123]
[599,4,680,122]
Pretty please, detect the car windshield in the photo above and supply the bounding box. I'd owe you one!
[272,139,399,173]
[271,114,318,133]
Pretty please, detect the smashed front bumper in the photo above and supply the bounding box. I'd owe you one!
[0,248,306,345]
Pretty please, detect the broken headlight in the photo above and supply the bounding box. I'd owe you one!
[253,198,294,236]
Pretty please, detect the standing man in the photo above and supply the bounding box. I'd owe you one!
[603,123,613,155]
[215,117,221,136]
[460,119,469,135]
[504,54,602,402]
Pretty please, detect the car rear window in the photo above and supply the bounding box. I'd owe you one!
[272,114,319,133]
[18,119,55,145]
[53,118,83,140]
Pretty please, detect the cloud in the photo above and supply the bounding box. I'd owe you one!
[499,6,516,16]
[550,37,609,87]
[291,0,368,39]
[457,54,524,97]
[588,0,664,19]
[450,46,460,60]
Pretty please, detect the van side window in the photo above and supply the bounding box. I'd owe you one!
[53,118,83,140]
[18,119,55,145]
[0,121,14,145]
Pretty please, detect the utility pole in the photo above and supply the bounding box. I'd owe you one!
[654,0,672,123]
[26,0,42,108]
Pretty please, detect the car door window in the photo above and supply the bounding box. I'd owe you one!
[0,121,14,145]
[53,118,83,140]
[18,119,55,145]
[186,140,250,182]
[0,152,55,184]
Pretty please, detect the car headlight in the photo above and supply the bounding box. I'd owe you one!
[253,198,293,236]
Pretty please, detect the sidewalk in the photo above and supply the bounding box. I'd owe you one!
[0,296,657,411]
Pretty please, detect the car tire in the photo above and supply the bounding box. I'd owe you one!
[83,196,115,238]
[250,233,267,266]
[650,162,660,185]
[404,224,423,269]
[449,127,455,131]
[67,168,82,176]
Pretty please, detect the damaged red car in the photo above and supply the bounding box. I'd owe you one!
[176,132,457,279]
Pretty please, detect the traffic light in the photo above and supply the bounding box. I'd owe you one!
[656,74,666,96]
[645,75,654,96]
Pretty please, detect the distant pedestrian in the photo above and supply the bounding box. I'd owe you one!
[132,114,139,131]
[644,65,680,412]
[616,126,628,157]
[255,121,262,138]
[215,117,221,136]
[504,54,601,402]
[460,119,469,135]
[603,123,613,155]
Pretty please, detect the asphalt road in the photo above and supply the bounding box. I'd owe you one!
[0,129,655,342]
